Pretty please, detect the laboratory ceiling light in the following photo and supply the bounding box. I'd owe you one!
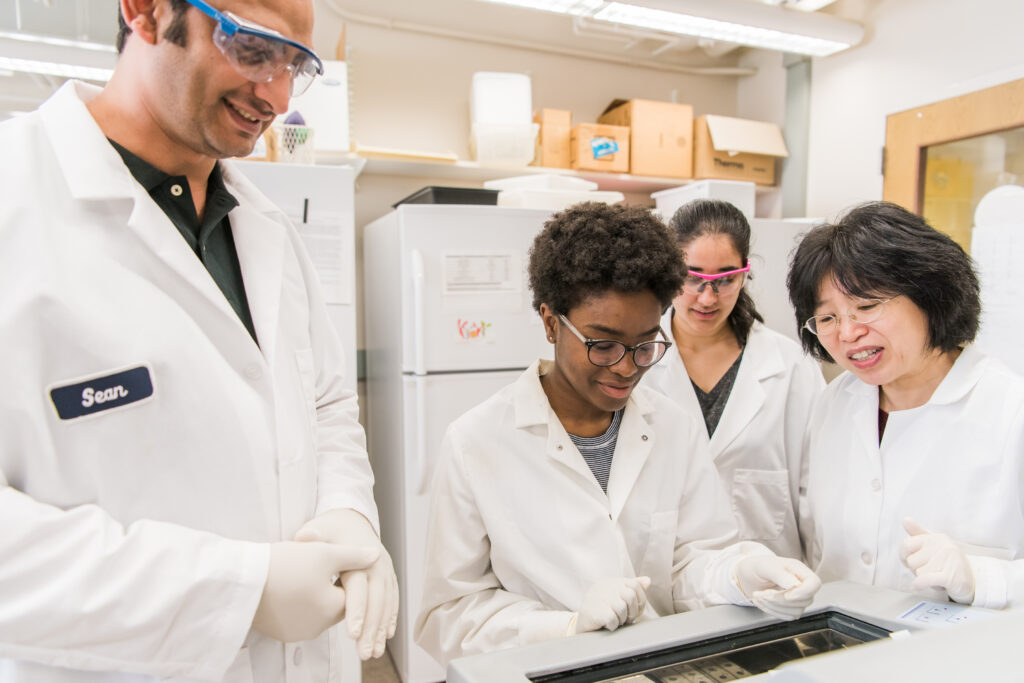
[0,56,112,82]
[478,0,864,57]
[0,31,116,82]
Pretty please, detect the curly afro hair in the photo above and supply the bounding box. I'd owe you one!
[528,202,686,315]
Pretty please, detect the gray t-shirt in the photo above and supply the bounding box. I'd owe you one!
[568,409,623,493]
[692,350,744,438]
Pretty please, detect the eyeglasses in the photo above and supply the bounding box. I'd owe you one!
[682,262,750,296]
[184,0,324,97]
[803,298,894,336]
[557,314,672,368]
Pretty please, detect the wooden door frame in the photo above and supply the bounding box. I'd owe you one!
[883,78,1024,212]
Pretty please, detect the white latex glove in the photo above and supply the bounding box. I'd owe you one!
[900,517,976,604]
[569,576,651,635]
[736,555,822,621]
[252,541,378,643]
[294,509,399,659]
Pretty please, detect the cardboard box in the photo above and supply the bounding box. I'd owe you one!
[598,99,693,178]
[532,108,572,169]
[693,115,789,185]
[570,123,630,173]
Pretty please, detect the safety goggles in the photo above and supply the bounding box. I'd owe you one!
[682,262,750,295]
[184,0,323,97]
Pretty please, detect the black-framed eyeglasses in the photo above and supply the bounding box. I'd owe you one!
[557,314,672,368]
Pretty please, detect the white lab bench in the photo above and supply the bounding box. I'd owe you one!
[447,581,1014,683]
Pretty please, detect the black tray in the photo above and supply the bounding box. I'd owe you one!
[392,186,500,208]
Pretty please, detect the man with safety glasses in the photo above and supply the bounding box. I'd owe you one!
[0,0,396,681]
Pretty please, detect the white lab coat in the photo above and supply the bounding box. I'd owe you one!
[643,318,824,558]
[414,360,771,666]
[0,81,378,682]
[800,345,1024,609]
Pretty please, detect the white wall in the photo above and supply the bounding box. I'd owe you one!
[805,0,1024,218]
[326,22,742,161]
[303,19,766,353]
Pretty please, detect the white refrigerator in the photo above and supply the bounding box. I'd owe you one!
[232,161,363,682]
[232,161,359,394]
[363,205,556,683]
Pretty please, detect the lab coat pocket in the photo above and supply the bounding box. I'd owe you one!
[731,468,790,541]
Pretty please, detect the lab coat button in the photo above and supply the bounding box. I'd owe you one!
[244,364,263,381]
[293,646,303,665]
[871,478,881,491]
[170,183,183,197]
[861,552,873,565]
[641,434,648,441]
[556,444,563,451]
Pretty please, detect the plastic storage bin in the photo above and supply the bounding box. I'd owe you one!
[392,186,500,208]
[470,122,539,167]
[651,179,756,220]
[470,72,532,125]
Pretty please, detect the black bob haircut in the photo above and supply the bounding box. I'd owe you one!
[528,202,686,315]
[669,199,764,346]
[787,200,980,362]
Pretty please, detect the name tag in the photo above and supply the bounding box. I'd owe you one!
[49,366,154,421]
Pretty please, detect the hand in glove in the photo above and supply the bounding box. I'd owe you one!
[294,509,399,659]
[900,517,975,604]
[252,541,378,643]
[736,555,822,621]
[569,576,651,635]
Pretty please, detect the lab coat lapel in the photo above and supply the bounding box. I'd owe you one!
[514,361,613,492]
[708,327,781,456]
[605,392,655,522]
[43,81,257,349]
[225,200,285,366]
[848,378,881,455]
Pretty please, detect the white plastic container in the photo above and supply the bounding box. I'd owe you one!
[297,59,349,153]
[470,122,539,167]
[651,179,757,221]
[485,174,597,192]
[470,72,532,125]
[496,189,624,210]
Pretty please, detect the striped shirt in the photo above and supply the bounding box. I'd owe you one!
[568,409,623,493]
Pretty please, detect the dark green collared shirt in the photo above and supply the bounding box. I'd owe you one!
[110,140,258,345]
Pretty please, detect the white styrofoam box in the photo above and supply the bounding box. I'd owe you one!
[651,179,757,221]
[470,72,532,126]
[484,174,597,192]
[470,122,539,167]
[291,59,349,152]
[496,188,624,210]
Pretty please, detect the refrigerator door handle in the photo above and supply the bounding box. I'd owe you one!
[414,377,430,494]
[411,248,427,377]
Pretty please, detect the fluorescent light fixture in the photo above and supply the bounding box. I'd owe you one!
[476,0,863,56]
[595,2,851,56]
[0,56,112,82]
[0,31,116,54]
[479,0,604,16]
[0,31,116,82]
